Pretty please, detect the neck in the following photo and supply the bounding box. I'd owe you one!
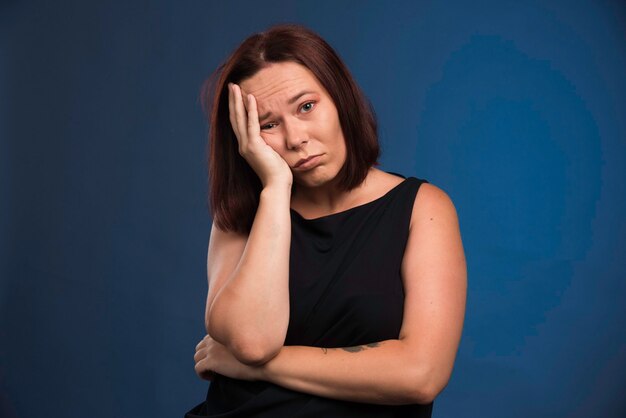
[291,167,377,213]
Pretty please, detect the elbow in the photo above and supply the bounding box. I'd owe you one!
[206,326,281,366]
[207,320,284,365]
[411,385,438,405]
[207,302,285,365]
[405,366,445,405]
[230,337,282,366]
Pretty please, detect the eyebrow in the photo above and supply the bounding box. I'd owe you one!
[258,90,316,121]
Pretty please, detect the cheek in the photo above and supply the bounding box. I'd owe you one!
[321,108,342,136]
[322,111,344,141]
[260,134,284,153]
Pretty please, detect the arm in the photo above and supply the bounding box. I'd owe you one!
[206,184,292,365]
[197,183,466,402]
[256,184,467,404]
[206,84,294,365]
[259,340,428,405]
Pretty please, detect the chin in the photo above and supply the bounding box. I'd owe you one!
[294,166,339,188]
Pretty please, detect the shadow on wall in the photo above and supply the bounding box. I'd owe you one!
[418,33,601,355]
[414,34,607,414]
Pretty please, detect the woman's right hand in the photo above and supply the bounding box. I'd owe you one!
[228,83,293,189]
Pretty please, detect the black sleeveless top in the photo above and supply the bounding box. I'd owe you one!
[185,173,433,417]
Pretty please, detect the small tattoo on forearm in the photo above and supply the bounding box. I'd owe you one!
[320,342,381,354]
[342,342,380,352]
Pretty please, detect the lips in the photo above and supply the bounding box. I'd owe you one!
[295,154,321,168]
[294,154,322,170]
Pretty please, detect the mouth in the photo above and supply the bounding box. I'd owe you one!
[294,154,322,170]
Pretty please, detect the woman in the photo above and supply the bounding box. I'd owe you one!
[186,23,466,417]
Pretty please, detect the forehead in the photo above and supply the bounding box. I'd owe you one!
[239,61,324,101]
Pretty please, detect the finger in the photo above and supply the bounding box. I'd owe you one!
[195,362,209,379]
[246,93,261,141]
[228,83,241,141]
[195,336,208,351]
[195,357,215,381]
[194,346,207,363]
[194,350,203,363]
[233,84,249,148]
[241,87,249,113]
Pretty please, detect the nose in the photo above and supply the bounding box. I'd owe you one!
[284,120,308,150]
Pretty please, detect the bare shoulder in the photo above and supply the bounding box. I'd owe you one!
[364,168,406,196]
[371,168,406,187]
[409,182,459,231]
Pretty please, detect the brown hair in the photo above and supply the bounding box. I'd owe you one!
[201,23,380,234]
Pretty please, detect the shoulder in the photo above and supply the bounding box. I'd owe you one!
[409,181,459,231]
[365,168,406,194]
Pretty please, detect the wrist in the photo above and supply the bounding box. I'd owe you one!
[262,182,293,195]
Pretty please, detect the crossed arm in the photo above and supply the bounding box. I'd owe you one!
[196,183,467,406]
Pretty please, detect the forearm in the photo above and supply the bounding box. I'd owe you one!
[258,339,432,405]
[209,185,291,360]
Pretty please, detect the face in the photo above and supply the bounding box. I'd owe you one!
[239,61,347,188]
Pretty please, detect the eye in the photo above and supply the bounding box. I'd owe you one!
[261,102,315,130]
[300,101,315,113]
[261,122,276,130]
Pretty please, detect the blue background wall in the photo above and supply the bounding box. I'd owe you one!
[1,1,625,417]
